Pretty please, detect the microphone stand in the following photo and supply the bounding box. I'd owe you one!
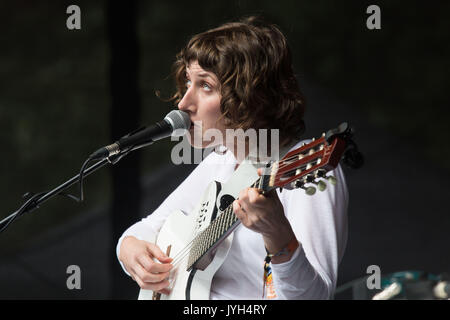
[0,140,154,233]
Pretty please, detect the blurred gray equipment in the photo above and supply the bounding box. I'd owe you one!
[335,270,449,300]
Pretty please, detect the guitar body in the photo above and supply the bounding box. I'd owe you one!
[138,160,261,300]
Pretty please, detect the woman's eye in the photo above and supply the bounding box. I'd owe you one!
[184,79,212,91]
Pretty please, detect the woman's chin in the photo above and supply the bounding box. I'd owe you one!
[185,132,204,149]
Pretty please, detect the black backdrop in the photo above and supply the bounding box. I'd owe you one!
[0,0,449,299]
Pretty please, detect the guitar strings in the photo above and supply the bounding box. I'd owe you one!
[172,177,259,266]
[169,198,238,268]
[168,178,256,269]
[277,148,324,170]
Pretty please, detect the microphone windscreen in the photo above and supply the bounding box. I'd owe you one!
[165,110,191,136]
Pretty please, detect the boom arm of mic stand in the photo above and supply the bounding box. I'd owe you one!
[0,140,153,233]
[106,140,154,164]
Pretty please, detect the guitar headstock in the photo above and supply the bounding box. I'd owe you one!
[264,122,362,195]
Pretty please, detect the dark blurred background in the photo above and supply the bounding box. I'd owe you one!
[0,0,449,299]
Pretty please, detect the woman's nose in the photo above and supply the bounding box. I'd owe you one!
[178,87,195,112]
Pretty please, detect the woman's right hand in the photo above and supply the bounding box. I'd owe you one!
[119,236,173,295]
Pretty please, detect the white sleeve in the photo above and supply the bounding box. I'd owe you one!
[271,164,349,299]
[115,151,228,276]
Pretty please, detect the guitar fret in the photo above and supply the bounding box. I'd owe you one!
[218,213,226,241]
[217,218,223,239]
[209,221,216,246]
[221,208,228,237]
[211,218,219,243]
[218,216,225,240]
[224,207,232,232]
[212,218,219,242]
[219,212,226,236]
[222,209,228,232]
[207,225,215,251]
[203,229,209,251]
[200,232,206,258]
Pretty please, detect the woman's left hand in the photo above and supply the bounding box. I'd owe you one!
[232,169,297,261]
[232,186,285,237]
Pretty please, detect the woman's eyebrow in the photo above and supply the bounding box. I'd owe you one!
[197,73,218,85]
[197,73,214,79]
[186,70,215,80]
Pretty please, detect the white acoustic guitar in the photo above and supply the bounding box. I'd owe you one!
[138,123,362,300]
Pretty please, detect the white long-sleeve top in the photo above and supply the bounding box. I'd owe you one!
[116,139,349,299]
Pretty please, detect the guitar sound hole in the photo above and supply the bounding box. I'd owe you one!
[219,194,235,211]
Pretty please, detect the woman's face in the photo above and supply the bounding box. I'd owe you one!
[178,61,226,149]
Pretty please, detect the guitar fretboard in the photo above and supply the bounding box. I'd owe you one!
[186,176,268,271]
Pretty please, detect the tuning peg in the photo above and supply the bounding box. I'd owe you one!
[327,175,337,185]
[292,180,316,195]
[312,180,327,191]
[295,184,316,195]
[304,186,316,195]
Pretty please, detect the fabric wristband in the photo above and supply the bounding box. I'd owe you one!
[263,237,299,298]
[265,237,299,258]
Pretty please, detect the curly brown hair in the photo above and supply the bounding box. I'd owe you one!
[169,16,306,147]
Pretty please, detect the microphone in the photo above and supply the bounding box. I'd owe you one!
[89,110,191,159]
